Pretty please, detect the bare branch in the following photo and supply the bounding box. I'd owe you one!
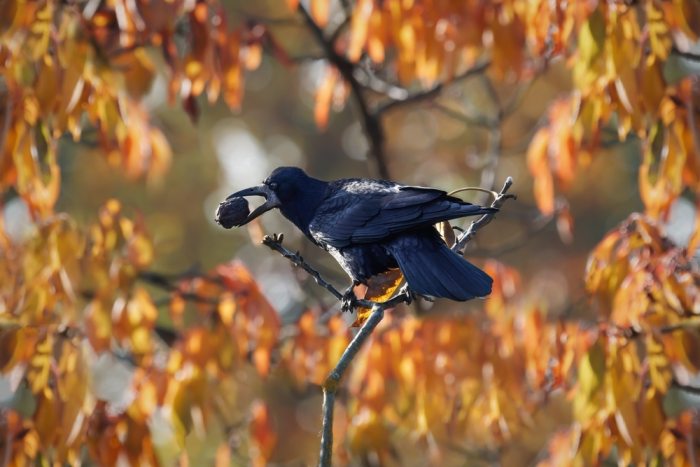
[261,233,343,301]
[0,97,13,174]
[319,305,385,467]
[671,47,700,62]
[376,59,492,115]
[138,270,221,305]
[354,65,410,100]
[431,102,496,128]
[672,380,700,396]
[453,177,517,255]
[297,4,390,179]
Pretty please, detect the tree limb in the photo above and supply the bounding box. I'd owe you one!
[376,59,492,115]
[672,380,700,396]
[0,98,13,176]
[297,4,389,179]
[319,305,385,467]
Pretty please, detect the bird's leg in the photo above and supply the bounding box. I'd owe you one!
[341,281,360,313]
[398,283,434,305]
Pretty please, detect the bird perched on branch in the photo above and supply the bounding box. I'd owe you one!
[222,167,497,309]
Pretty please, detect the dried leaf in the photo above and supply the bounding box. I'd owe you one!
[352,269,403,327]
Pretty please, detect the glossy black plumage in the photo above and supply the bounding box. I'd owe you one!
[231,167,497,301]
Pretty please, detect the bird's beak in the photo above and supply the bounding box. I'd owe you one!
[226,184,280,226]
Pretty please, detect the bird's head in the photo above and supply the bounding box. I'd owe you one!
[225,167,313,226]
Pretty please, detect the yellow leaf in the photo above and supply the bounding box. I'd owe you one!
[648,3,672,62]
[26,334,52,394]
[647,336,672,393]
[352,269,404,327]
[578,339,605,398]
[573,7,606,88]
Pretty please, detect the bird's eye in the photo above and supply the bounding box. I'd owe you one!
[269,182,278,190]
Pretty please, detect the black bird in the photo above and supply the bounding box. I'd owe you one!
[225,167,496,307]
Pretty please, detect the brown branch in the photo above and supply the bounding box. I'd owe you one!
[376,59,492,115]
[0,98,13,175]
[354,65,410,100]
[297,4,390,179]
[431,102,496,128]
[261,233,343,301]
[319,305,385,467]
[672,380,700,396]
[137,270,221,305]
[671,47,700,62]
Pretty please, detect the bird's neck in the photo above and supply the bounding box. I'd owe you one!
[278,176,328,234]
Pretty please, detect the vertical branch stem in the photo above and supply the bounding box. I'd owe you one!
[319,305,385,467]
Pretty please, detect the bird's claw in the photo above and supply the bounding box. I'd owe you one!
[263,233,285,245]
[341,282,359,313]
[399,283,433,305]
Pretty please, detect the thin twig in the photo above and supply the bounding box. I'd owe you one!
[262,233,343,301]
[671,47,700,62]
[672,380,700,396]
[0,98,13,172]
[376,59,492,115]
[431,102,496,128]
[453,177,517,255]
[354,65,410,100]
[319,305,385,467]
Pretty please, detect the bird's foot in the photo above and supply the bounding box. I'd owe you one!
[341,282,360,313]
[399,283,434,305]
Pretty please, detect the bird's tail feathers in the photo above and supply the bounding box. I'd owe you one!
[387,233,493,301]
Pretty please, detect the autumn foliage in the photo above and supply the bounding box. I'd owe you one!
[3,0,700,465]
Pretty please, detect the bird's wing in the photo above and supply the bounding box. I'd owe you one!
[309,180,495,248]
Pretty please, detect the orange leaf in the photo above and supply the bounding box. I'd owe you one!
[352,269,403,327]
[348,0,373,62]
[249,401,277,467]
[215,443,231,467]
[527,127,550,177]
[85,300,112,354]
[533,171,555,216]
[314,65,338,131]
[310,0,330,28]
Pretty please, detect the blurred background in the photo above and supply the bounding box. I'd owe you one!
[4,0,700,464]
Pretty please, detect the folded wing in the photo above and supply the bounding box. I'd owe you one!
[310,181,496,248]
